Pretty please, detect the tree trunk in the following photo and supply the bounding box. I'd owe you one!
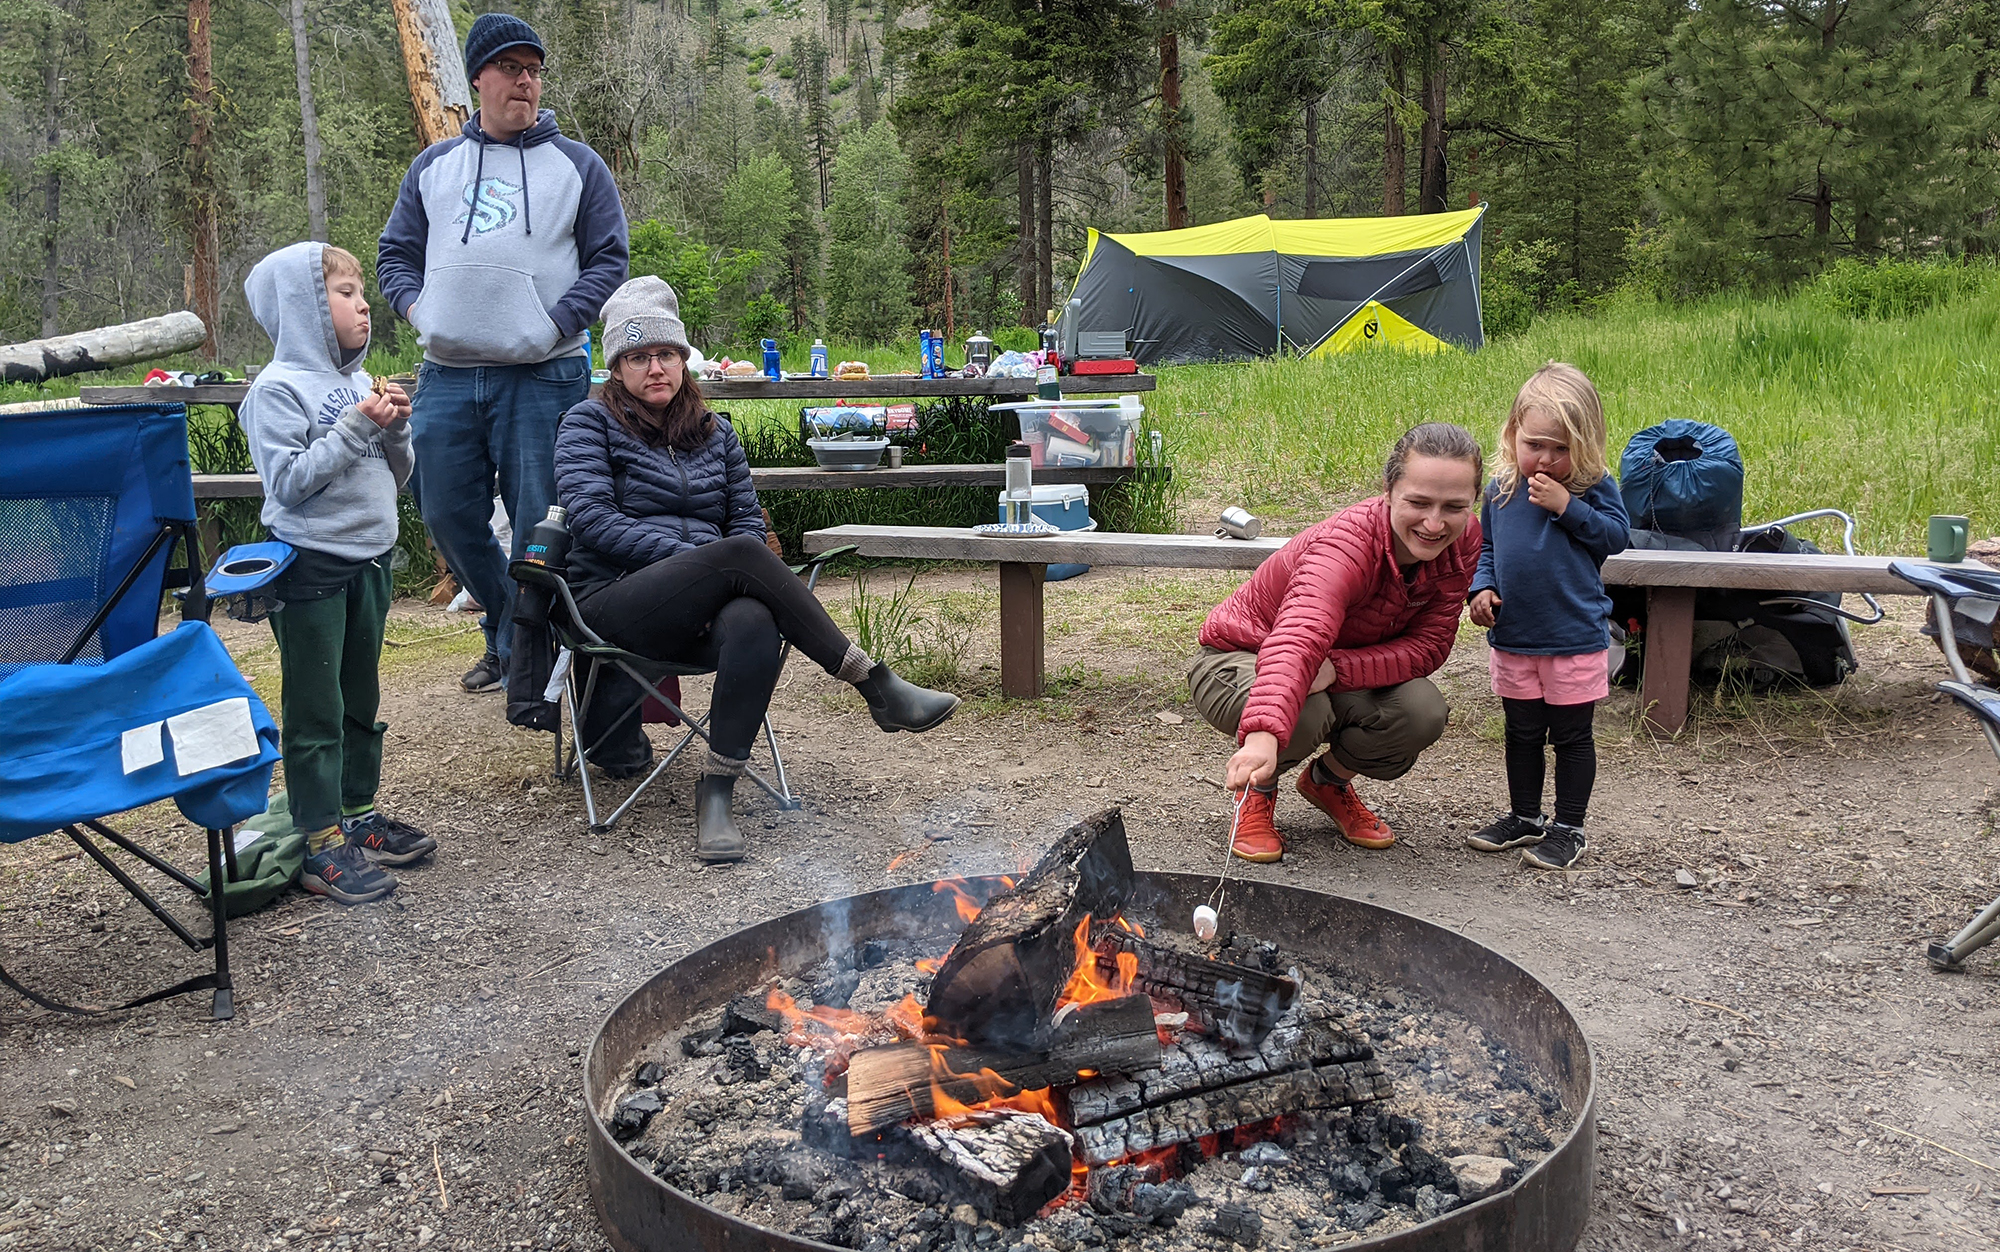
[1,312,210,384]
[187,0,221,360]
[40,22,62,339]
[1417,42,1447,214]
[1159,0,1187,230]
[1018,142,1036,322]
[1036,139,1054,320]
[940,180,954,342]
[1815,168,1832,237]
[1383,51,1407,216]
[1302,98,1319,218]
[391,0,473,147]
[291,0,328,241]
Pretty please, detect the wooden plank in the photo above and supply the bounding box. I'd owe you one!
[807,525,1282,570]
[188,464,1164,501]
[1601,548,1987,595]
[79,384,248,406]
[1000,563,1046,699]
[1642,586,1697,735]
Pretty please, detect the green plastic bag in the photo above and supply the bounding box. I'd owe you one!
[198,791,308,918]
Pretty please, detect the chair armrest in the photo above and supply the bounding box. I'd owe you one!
[205,542,296,596]
[793,544,856,592]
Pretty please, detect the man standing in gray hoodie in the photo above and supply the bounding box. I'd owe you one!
[377,13,629,691]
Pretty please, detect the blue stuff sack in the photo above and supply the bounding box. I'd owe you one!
[1619,419,1744,550]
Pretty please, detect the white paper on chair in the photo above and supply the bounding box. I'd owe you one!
[166,698,259,776]
[545,648,573,704]
[121,721,165,774]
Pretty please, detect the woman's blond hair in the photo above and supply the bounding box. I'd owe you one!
[1493,361,1609,503]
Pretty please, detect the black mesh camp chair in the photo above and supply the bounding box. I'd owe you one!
[1890,560,2000,970]
[509,545,857,834]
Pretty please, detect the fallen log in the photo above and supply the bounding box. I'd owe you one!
[0,313,208,384]
[925,808,1134,1051]
[845,994,1160,1136]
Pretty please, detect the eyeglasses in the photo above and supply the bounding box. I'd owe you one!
[620,350,683,370]
[489,58,546,81]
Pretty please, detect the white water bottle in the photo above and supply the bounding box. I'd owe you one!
[810,339,828,379]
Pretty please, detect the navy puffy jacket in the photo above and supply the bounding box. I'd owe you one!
[553,398,767,590]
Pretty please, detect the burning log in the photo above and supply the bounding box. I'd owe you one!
[910,1111,1075,1223]
[1090,932,1297,1045]
[845,995,1160,1136]
[1066,1008,1373,1127]
[925,809,1134,1052]
[1071,1057,1393,1166]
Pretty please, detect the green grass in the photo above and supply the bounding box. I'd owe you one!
[1141,283,2000,553]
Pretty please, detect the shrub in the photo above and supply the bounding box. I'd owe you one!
[992,326,1039,353]
[1480,238,1582,340]
[1811,257,1995,319]
[829,73,852,94]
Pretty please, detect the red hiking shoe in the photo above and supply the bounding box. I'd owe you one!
[1297,768,1395,849]
[1229,787,1286,863]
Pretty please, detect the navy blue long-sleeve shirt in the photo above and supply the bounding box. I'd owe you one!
[1469,475,1630,655]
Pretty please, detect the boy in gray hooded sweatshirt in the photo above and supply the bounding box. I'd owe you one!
[240,242,436,904]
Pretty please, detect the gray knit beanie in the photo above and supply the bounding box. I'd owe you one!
[600,276,692,367]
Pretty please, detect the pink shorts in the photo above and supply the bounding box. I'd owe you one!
[1489,647,1610,705]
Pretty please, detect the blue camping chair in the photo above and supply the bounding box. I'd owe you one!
[0,403,279,1020]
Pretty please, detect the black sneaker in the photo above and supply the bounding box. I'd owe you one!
[301,842,399,904]
[462,650,504,693]
[1466,812,1545,852]
[1521,821,1587,870]
[342,812,437,866]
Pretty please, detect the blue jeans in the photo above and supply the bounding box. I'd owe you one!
[410,356,591,661]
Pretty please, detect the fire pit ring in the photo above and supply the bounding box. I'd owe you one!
[586,873,1597,1252]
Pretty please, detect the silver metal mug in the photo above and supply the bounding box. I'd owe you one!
[1216,506,1262,540]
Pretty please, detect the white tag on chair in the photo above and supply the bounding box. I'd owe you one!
[120,721,165,774]
[545,648,573,704]
[166,698,259,776]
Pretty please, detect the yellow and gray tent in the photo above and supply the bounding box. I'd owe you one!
[1069,206,1485,364]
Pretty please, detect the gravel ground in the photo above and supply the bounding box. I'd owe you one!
[1,568,1995,1252]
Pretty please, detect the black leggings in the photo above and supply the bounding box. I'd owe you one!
[575,534,855,760]
[1502,697,1598,827]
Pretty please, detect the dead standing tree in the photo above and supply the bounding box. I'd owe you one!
[391,0,472,148]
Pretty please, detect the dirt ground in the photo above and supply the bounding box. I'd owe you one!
[2,566,1996,1252]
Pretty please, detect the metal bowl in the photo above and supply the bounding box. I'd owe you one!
[807,438,889,471]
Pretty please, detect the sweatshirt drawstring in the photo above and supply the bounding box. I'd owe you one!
[460,139,488,245]
[518,138,533,237]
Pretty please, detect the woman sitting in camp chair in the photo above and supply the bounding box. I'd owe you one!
[552,277,959,862]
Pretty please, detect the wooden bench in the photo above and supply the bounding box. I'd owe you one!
[802,524,1984,733]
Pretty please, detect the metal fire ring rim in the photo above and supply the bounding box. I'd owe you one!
[587,873,1597,1252]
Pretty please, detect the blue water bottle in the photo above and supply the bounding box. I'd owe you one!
[761,338,781,380]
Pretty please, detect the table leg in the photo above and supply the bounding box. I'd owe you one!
[999,562,1046,699]
[1642,586,1696,735]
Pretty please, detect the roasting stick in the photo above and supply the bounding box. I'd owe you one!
[1195,787,1251,941]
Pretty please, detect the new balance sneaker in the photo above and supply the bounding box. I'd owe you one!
[1229,787,1286,863]
[461,650,504,693]
[301,842,399,904]
[1466,812,1546,852]
[1521,821,1587,870]
[1296,767,1395,849]
[342,811,437,867]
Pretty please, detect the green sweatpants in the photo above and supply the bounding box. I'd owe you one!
[267,554,392,834]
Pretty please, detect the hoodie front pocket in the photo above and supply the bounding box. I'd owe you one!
[411,264,562,366]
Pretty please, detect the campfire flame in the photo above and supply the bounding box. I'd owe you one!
[933,879,986,925]
[1054,915,1139,1012]
[923,1044,1062,1124]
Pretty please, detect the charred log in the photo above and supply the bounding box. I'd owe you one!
[1090,932,1297,1045]
[1072,1057,1392,1165]
[925,809,1134,1051]
[845,995,1160,1136]
[910,1111,1075,1223]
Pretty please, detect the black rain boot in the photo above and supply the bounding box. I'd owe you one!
[855,661,960,733]
[694,769,747,863]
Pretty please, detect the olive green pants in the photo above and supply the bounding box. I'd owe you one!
[267,556,392,834]
[1187,647,1449,780]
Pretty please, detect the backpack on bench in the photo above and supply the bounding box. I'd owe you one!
[1612,420,1858,692]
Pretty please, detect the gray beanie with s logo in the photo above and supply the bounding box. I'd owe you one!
[600,275,692,367]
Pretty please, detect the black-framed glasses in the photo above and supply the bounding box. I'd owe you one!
[490,58,546,81]
[620,350,683,370]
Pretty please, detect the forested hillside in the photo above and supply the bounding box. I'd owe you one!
[1,0,1995,362]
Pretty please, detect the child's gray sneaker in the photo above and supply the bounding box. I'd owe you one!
[1466,811,1545,852]
[1521,821,1587,870]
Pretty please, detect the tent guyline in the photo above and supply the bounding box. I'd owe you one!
[1065,205,1487,366]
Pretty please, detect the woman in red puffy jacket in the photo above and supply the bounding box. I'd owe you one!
[1191,422,1484,862]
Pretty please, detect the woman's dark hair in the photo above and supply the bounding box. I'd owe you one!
[601,353,715,452]
[1382,421,1483,492]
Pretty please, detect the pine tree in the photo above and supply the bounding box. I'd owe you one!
[1634,0,2000,291]
[825,121,917,339]
[768,109,828,330]
[793,32,838,205]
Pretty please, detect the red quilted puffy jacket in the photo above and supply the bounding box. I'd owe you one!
[1197,495,1480,748]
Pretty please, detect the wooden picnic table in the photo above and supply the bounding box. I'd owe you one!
[803,524,1988,732]
[186,463,1167,499]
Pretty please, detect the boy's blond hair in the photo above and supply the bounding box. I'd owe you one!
[1493,361,1609,502]
[321,245,364,282]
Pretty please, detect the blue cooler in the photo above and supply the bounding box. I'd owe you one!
[996,484,1095,581]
